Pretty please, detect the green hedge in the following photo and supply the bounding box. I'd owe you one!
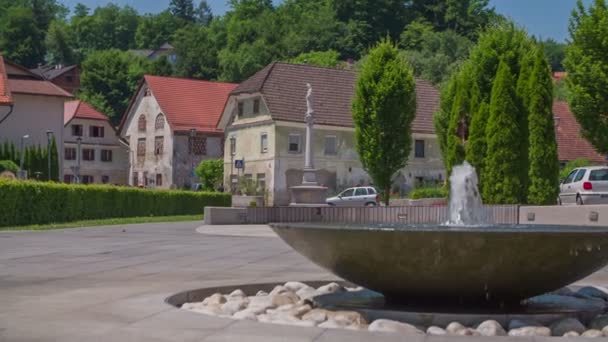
[0,180,231,227]
[409,186,449,200]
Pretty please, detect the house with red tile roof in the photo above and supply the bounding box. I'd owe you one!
[63,100,129,185]
[553,101,607,165]
[0,56,72,178]
[119,75,237,189]
[31,64,81,94]
[217,62,443,205]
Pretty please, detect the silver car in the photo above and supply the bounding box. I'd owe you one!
[326,187,379,207]
[559,166,608,205]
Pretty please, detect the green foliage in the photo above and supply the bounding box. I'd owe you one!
[0,160,18,173]
[542,38,566,72]
[79,49,148,124]
[465,101,489,192]
[564,0,608,154]
[135,11,185,49]
[170,0,195,22]
[236,176,265,196]
[71,4,139,53]
[0,180,231,227]
[148,56,174,77]
[0,140,58,180]
[527,48,559,205]
[45,20,78,65]
[409,185,448,199]
[483,61,523,204]
[195,0,213,26]
[173,24,221,79]
[353,40,416,205]
[0,6,44,67]
[289,50,341,68]
[195,159,223,191]
[560,158,592,181]
[554,80,569,101]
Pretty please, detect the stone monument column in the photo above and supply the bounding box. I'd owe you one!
[289,83,328,206]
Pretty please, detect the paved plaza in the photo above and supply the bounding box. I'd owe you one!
[1,221,608,341]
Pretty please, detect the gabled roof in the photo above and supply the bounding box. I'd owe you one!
[0,56,13,105]
[31,65,78,80]
[229,62,440,133]
[123,75,237,133]
[2,59,72,98]
[553,101,606,163]
[64,100,109,125]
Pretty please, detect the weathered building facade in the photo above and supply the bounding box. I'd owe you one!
[120,75,236,189]
[63,100,129,185]
[218,62,444,206]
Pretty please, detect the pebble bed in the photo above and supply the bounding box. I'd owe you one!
[181,282,608,337]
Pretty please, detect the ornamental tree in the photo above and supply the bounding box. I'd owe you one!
[353,39,416,205]
[564,0,608,154]
[195,159,224,191]
[526,47,560,204]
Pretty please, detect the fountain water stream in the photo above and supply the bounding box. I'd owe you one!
[447,162,485,225]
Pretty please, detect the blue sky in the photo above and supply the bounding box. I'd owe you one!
[60,0,592,42]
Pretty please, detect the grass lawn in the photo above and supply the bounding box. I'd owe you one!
[0,215,203,231]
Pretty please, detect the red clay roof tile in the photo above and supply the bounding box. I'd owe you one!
[64,100,109,125]
[8,79,72,98]
[0,56,12,105]
[553,101,606,163]
[145,75,237,133]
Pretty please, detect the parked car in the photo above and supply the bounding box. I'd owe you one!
[326,187,379,207]
[558,166,608,205]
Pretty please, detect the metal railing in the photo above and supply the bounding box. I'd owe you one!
[245,205,519,225]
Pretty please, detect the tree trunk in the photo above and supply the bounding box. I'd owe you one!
[384,186,391,206]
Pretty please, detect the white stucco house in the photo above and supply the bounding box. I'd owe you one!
[217,62,444,206]
[0,56,72,178]
[63,100,129,185]
[119,75,237,189]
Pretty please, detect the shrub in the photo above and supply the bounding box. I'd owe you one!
[0,160,19,173]
[195,159,223,191]
[0,180,231,227]
[560,158,592,182]
[409,186,448,199]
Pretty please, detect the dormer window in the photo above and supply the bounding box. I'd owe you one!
[253,99,260,114]
[138,115,146,132]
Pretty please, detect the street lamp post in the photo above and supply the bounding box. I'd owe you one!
[19,134,30,179]
[190,128,196,186]
[46,130,54,181]
[76,136,82,184]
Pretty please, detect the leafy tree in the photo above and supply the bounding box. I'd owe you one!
[560,158,592,181]
[542,38,566,72]
[45,20,77,64]
[465,101,489,192]
[0,6,44,67]
[195,159,224,191]
[148,56,174,77]
[173,24,220,80]
[483,61,522,204]
[170,0,195,22]
[434,76,456,162]
[526,48,559,204]
[352,40,416,205]
[79,49,148,124]
[289,50,341,68]
[135,11,184,49]
[195,0,213,26]
[0,160,18,173]
[71,4,139,53]
[73,3,89,18]
[564,0,608,154]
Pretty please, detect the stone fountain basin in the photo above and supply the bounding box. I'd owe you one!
[270,223,608,304]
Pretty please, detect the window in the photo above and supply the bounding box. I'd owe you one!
[415,140,425,158]
[253,99,260,114]
[101,149,113,162]
[324,136,337,155]
[574,169,587,182]
[64,174,74,183]
[138,115,146,132]
[71,124,83,136]
[590,169,608,181]
[101,175,110,184]
[355,188,368,196]
[192,137,207,155]
[257,173,266,191]
[155,136,164,155]
[81,175,94,184]
[230,137,236,156]
[89,126,104,138]
[367,188,376,194]
[155,114,165,130]
[156,174,163,186]
[238,102,244,117]
[65,147,76,160]
[132,172,139,186]
[82,149,95,161]
[340,189,354,197]
[143,171,149,186]
[144,87,151,97]
[288,134,301,153]
[260,133,268,153]
[563,169,578,184]
[137,138,146,156]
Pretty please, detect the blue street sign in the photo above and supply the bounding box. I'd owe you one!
[235,159,245,169]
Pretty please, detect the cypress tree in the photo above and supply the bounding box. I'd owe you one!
[527,48,560,204]
[445,76,468,173]
[466,101,490,192]
[435,76,457,163]
[483,61,523,204]
[50,137,59,182]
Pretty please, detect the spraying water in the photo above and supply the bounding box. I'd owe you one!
[447,162,485,225]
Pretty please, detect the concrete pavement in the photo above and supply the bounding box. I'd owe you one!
[1,222,607,341]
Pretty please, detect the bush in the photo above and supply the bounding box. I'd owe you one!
[560,158,592,182]
[0,180,231,227]
[409,186,448,200]
[195,159,223,191]
[0,160,18,173]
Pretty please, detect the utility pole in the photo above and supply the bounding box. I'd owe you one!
[46,130,54,181]
[76,136,82,184]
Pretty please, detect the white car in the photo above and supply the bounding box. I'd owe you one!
[326,187,379,207]
[559,166,608,205]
